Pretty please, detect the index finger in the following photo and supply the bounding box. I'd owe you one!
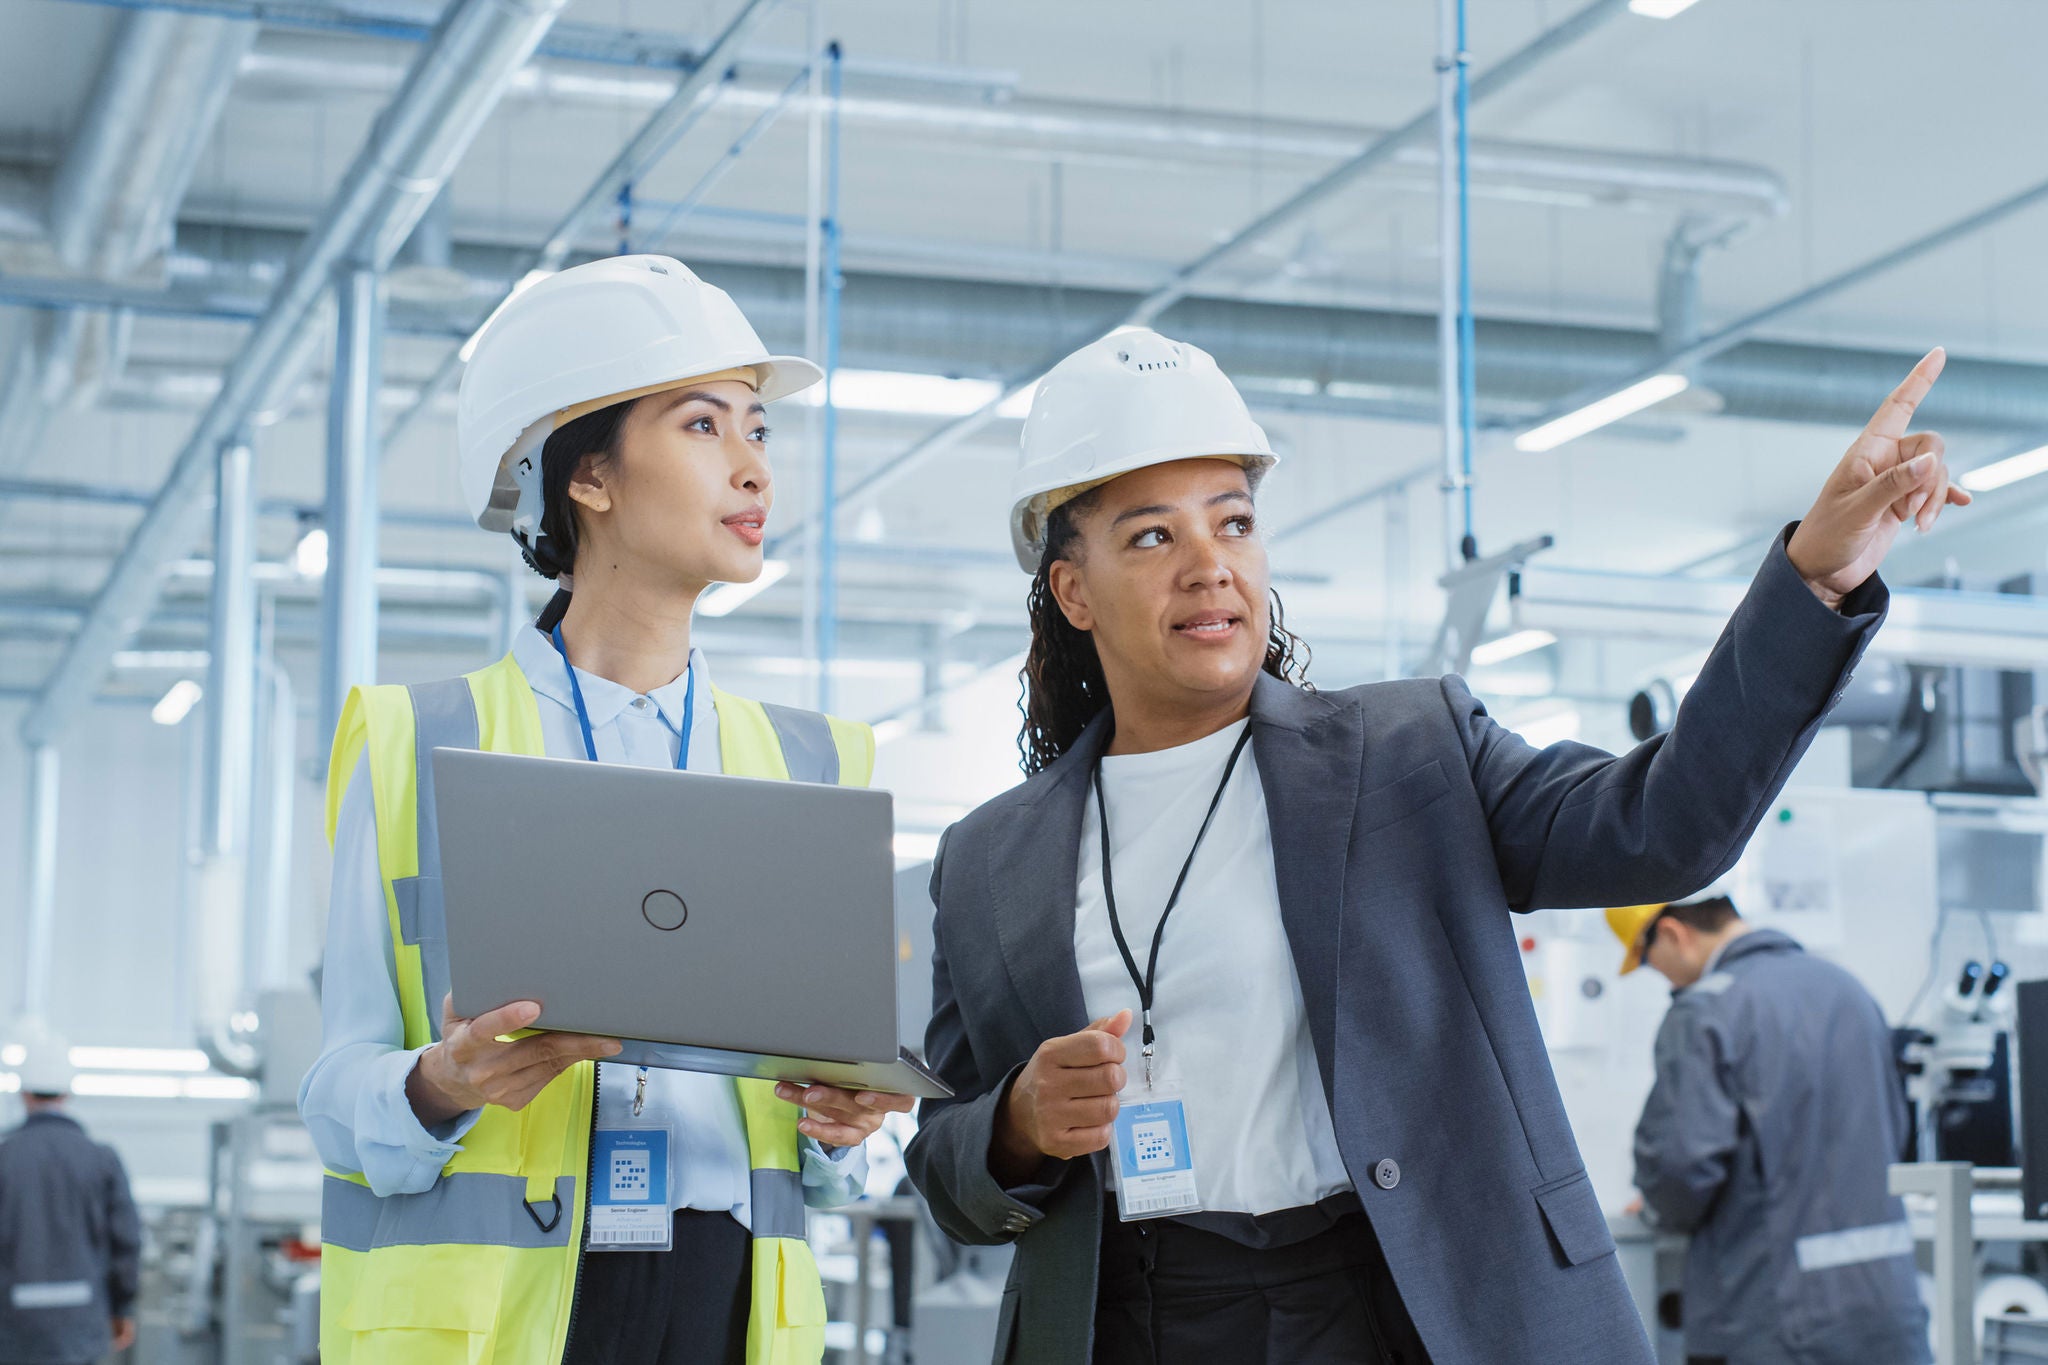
[1863,347,1946,442]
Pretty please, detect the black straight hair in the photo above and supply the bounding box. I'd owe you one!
[518,398,637,581]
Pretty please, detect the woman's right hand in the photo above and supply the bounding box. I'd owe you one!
[407,995,622,1127]
[990,1010,1132,1185]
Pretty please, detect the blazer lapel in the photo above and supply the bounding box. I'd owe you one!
[987,713,1112,1044]
[1250,674,1362,1104]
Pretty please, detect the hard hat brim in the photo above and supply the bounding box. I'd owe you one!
[1009,448,1278,572]
[753,355,825,404]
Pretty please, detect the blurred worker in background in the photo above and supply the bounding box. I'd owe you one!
[1615,895,1928,1365]
[298,255,909,1365]
[0,1027,141,1365]
[907,329,1964,1364]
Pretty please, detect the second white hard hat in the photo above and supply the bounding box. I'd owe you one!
[1009,328,1277,571]
[9,1019,73,1096]
[456,254,823,550]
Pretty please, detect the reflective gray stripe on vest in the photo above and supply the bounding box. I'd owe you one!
[751,1167,807,1240]
[322,1173,577,1253]
[760,702,839,785]
[1793,1219,1915,1273]
[392,677,479,1042]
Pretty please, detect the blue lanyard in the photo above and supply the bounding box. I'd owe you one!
[549,622,694,770]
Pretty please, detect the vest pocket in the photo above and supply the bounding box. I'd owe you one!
[774,1239,829,1327]
[339,1244,506,1333]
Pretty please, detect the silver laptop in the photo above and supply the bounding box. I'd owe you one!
[432,747,952,1099]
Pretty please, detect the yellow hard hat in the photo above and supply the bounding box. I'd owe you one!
[1605,904,1669,976]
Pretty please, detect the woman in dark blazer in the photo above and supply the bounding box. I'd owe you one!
[905,329,1964,1365]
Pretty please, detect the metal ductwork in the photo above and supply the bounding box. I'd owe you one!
[20,0,573,750]
[16,223,2048,435]
[233,31,1788,222]
[0,10,256,472]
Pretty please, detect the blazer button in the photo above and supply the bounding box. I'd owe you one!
[1373,1159,1401,1191]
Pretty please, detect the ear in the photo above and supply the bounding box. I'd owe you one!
[1047,558,1094,633]
[564,450,614,515]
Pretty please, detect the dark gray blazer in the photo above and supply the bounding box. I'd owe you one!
[905,529,1886,1365]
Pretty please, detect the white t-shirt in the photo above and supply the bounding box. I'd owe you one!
[1074,719,1353,1215]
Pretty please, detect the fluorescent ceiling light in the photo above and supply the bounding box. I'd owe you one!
[792,368,1037,420]
[0,1073,15,1094]
[151,680,203,727]
[1517,708,1583,749]
[292,526,328,577]
[459,270,557,363]
[698,560,791,618]
[66,1073,257,1101]
[114,650,211,672]
[1629,0,1703,15]
[69,1046,209,1073]
[1515,373,1691,453]
[1960,444,2048,493]
[1470,629,1558,668]
[0,1044,22,1067]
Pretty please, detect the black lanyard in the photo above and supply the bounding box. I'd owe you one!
[1092,725,1254,1080]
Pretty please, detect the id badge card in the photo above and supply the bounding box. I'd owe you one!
[1111,1082,1202,1221]
[589,1128,672,1251]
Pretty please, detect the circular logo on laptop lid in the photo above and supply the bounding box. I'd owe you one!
[642,889,688,932]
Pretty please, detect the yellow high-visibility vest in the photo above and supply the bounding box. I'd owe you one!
[317,650,874,1365]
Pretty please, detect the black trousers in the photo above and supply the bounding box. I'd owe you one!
[1092,1206,1433,1365]
[562,1209,752,1365]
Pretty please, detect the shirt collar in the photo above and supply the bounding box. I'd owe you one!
[512,624,714,732]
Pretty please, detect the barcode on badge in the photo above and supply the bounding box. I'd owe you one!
[1119,1192,1188,1216]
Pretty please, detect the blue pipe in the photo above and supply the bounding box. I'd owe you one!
[1455,0,1478,561]
[817,41,844,713]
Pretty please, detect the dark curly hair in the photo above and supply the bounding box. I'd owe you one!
[1017,483,1312,774]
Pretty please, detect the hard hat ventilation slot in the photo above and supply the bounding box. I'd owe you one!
[1115,351,1181,372]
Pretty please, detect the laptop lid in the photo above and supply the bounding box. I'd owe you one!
[433,747,901,1065]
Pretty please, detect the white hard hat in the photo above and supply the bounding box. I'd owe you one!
[456,254,823,547]
[9,1020,73,1096]
[1008,328,1278,572]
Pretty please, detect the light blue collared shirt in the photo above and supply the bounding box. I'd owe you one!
[297,627,866,1227]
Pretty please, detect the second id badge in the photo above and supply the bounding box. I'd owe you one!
[589,1128,672,1251]
[1111,1084,1202,1221]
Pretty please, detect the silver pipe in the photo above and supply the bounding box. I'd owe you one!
[764,0,1634,558]
[20,0,571,749]
[1526,174,2048,437]
[381,0,781,450]
[0,12,257,467]
[19,746,60,1022]
[202,436,257,856]
[319,268,385,760]
[0,167,43,241]
[235,37,1785,220]
[257,655,297,991]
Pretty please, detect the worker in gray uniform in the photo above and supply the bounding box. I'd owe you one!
[1614,895,1929,1365]
[0,1030,141,1365]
